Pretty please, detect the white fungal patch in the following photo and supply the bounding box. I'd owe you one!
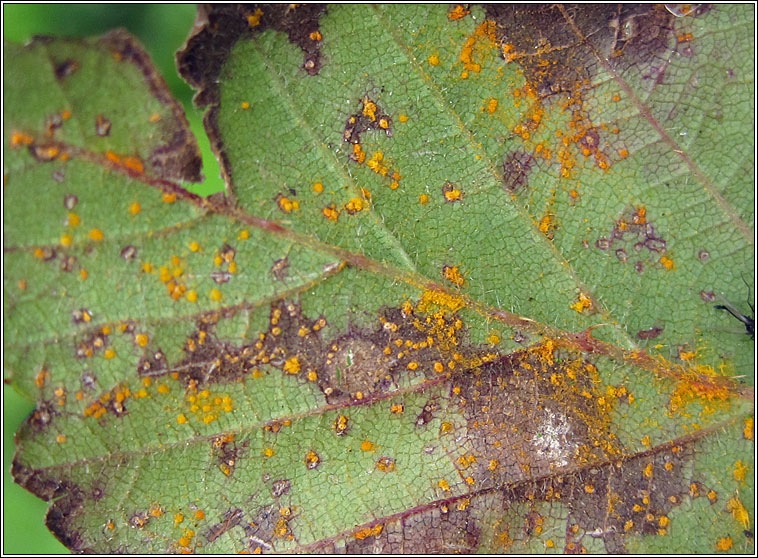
[531,408,575,467]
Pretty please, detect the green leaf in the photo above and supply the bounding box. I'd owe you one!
[5,5,754,554]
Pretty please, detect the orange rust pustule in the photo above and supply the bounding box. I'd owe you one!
[459,21,498,75]
[557,329,747,400]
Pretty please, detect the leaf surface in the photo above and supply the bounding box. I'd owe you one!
[4,5,754,554]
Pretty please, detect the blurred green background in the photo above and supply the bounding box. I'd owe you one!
[3,4,223,553]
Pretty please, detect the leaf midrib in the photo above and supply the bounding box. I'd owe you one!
[6,134,749,401]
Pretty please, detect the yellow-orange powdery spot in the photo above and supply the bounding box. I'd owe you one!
[727,496,750,527]
[247,8,263,27]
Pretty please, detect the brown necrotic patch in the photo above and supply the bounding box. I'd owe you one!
[29,142,62,163]
[165,301,328,389]
[59,254,78,272]
[241,503,296,552]
[450,343,620,490]
[503,440,700,553]
[24,401,58,434]
[169,297,487,410]
[74,328,109,360]
[53,58,80,80]
[177,4,330,195]
[95,114,112,137]
[636,325,663,340]
[270,257,290,281]
[343,505,479,554]
[45,112,64,136]
[485,5,680,98]
[595,206,668,270]
[11,459,92,552]
[206,507,244,544]
[502,151,536,193]
[178,4,328,109]
[212,433,249,477]
[322,334,396,402]
[316,304,489,404]
[136,347,167,377]
[270,478,291,498]
[344,97,393,147]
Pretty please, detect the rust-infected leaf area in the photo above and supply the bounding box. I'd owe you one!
[486,4,695,97]
[177,4,327,194]
[5,3,753,554]
[8,31,202,183]
[594,205,670,272]
[98,30,203,182]
[452,346,621,486]
[13,295,740,553]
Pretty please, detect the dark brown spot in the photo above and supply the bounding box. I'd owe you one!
[212,435,248,478]
[597,207,668,268]
[442,181,463,203]
[220,243,236,261]
[502,151,536,192]
[700,290,716,302]
[29,143,61,162]
[95,114,112,137]
[54,59,79,80]
[415,400,436,427]
[210,271,232,284]
[343,97,393,148]
[29,403,55,431]
[63,194,78,210]
[271,479,291,498]
[59,254,77,272]
[45,113,63,136]
[305,450,321,470]
[579,128,600,151]
[35,246,57,261]
[80,372,97,390]
[71,308,92,324]
[697,249,710,262]
[376,456,395,472]
[120,245,137,261]
[636,326,663,340]
[270,257,290,280]
[129,511,150,528]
